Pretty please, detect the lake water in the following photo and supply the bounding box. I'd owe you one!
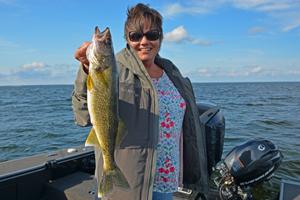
[1,82,299,199]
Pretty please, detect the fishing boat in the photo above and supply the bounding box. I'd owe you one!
[1,144,298,200]
[0,143,221,200]
[1,103,298,200]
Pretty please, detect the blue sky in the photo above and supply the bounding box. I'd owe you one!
[0,0,299,85]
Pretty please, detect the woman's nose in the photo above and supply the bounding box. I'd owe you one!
[140,35,149,44]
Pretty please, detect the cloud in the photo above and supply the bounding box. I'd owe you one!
[161,1,300,32]
[183,69,211,77]
[197,40,212,46]
[257,4,292,11]
[251,66,263,72]
[216,40,226,44]
[164,26,194,43]
[10,61,50,75]
[181,66,300,81]
[0,72,6,79]
[196,40,225,46]
[12,62,77,75]
[259,68,282,76]
[242,64,263,73]
[183,68,252,77]
[54,63,79,71]
[246,27,267,34]
[183,70,198,75]
[283,22,300,32]
[11,67,52,78]
[56,62,70,67]
[1,61,78,85]
[228,70,250,76]
[281,15,300,32]
[22,61,49,69]
[161,3,210,17]
[222,0,300,11]
[10,68,77,79]
[266,10,300,32]
[0,0,23,7]
[162,1,298,16]
[50,69,77,78]
[286,70,300,74]
[199,68,209,73]
[54,62,78,69]
[243,64,260,68]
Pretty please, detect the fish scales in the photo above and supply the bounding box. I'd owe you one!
[90,70,118,169]
[85,26,130,197]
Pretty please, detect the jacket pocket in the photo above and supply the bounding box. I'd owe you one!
[118,84,151,148]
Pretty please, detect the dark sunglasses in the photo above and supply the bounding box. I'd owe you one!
[128,30,160,42]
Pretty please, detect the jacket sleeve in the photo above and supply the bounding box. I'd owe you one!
[71,64,92,127]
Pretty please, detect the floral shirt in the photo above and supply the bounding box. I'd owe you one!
[151,71,186,193]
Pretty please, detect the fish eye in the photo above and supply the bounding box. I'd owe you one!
[106,39,112,45]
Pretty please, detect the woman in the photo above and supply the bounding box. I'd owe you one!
[72,3,209,200]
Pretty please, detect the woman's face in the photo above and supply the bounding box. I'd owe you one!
[127,24,161,66]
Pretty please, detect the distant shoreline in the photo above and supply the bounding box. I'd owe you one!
[1,81,300,87]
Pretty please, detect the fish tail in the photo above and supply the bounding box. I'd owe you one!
[98,166,131,197]
[112,167,131,191]
[85,128,100,147]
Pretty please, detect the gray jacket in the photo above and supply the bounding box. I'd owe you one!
[72,44,209,200]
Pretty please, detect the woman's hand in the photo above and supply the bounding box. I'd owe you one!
[75,41,91,74]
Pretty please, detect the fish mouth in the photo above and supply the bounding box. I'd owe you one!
[94,27,112,44]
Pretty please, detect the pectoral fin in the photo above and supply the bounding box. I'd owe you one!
[87,73,93,90]
[115,119,127,150]
[85,128,100,147]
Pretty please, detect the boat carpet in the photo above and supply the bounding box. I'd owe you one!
[280,179,300,200]
[44,171,94,200]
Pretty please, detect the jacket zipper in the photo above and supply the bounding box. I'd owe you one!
[132,56,156,200]
[186,78,210,193]
[194,81,209,194]
[167,72,210,193]
[146,79,157,200]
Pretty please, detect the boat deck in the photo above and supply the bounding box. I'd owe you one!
[44,171,219,200]
[0,145,219,200]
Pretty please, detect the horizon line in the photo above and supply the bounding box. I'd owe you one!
[1,81,299,87]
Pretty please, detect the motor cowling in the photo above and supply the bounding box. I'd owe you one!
[223,139,283,187]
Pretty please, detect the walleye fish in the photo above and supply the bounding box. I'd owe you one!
[85,27,130,197]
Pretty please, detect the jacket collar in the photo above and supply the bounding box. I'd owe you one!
[154,54,174,75]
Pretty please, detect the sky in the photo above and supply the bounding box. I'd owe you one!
[0,0,300,85]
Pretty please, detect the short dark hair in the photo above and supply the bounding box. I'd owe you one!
[124,3,163,42]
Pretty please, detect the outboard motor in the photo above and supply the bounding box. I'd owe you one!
[178,102,225,195]
[196,102,226,177]
[214,139,283,200]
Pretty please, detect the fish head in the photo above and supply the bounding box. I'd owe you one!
[87,27,114,72]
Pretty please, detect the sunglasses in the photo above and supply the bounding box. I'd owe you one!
[128,30,160,42]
